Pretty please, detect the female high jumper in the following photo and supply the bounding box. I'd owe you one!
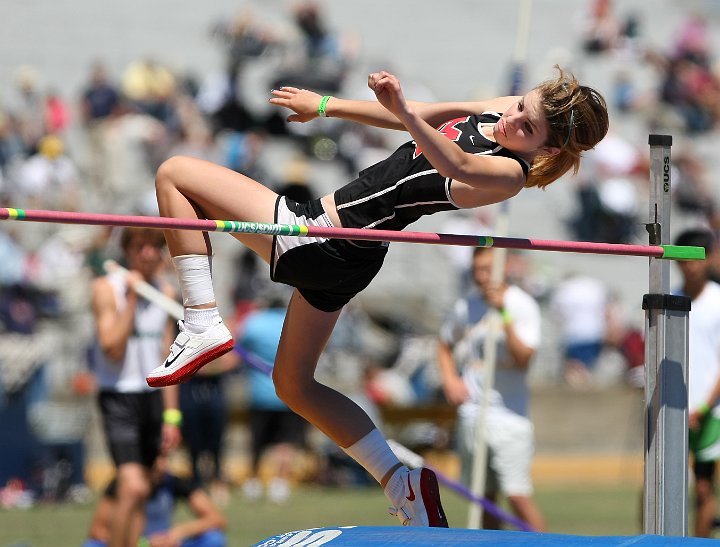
[146,68,609,527]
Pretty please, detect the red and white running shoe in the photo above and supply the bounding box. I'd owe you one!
[146,317,234,387]
[389,467,449,528]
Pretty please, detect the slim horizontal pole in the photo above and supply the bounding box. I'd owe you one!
[0,207,704,260]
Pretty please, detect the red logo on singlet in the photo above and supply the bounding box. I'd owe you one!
[413,116,469,159]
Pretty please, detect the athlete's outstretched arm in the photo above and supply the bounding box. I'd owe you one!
[370,71,524,199]
[270,86,405,129]
[270,85,520,131]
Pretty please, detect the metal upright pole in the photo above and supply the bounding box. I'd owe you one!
[643,134,689,536]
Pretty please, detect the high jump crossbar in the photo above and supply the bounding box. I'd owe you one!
[0,207,705,261]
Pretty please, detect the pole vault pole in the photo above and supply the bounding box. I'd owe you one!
[643,134,689,536]
[467,0,533,530]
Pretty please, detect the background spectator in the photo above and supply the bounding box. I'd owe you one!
[437,247,545,532]
[549,273,617,388]
[82,455,227,547]
[673,228,720,538]
[89,227,182,546]
[236,286,309,505]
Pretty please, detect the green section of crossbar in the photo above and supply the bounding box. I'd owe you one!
[661,245,705,260]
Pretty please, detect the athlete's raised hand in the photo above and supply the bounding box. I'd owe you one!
[269,86,324,123]
[368,71,409,118]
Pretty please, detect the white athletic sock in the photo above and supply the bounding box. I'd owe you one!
[342,429,406,504]
[183,306,220,334]
[172,254,216,307]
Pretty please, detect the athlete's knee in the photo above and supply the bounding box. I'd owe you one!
[155,155,190,193]
[116,474,151,505]
[272,368,311,409]
[695,478,714,500]
[272,368,294,405]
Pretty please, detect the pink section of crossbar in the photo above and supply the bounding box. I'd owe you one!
[305,227,665,257]
[486,235,665,257]
[0,207,219,232]
[0,207,666,258]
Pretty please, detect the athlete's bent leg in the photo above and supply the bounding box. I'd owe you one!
[154,155,278,261]
[148,156,279,387]
[272,291,447,527]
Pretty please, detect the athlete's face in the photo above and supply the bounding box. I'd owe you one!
[472,248,494,290]
[125,236,164,279]
[493,89,553,155]
[677,249,712,289]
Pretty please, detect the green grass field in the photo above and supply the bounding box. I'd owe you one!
[0,483,653,546]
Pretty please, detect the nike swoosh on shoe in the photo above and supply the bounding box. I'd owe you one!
[164,347,186,368]
[406,475,416,501]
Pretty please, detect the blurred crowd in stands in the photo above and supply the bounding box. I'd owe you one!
[0,0,719,515]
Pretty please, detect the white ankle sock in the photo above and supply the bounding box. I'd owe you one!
[342,429,405,501]
[183,306,220,334]
[172,254,216,307]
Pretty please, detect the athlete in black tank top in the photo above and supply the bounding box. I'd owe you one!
[149,67,608,530]
[334,112,530,231]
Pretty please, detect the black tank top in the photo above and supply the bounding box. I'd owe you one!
[334,112,530,231]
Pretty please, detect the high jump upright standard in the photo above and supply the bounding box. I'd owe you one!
[643,134,688,536]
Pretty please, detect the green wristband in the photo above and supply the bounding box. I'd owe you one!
[698,402,711,416]
[163,408,183,427]
[318,95,331,117]
[499,308,512,326]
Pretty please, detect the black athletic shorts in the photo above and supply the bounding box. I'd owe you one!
[98,390,163,468]
[270,197,388,312]
[694,460,716,482]
[249,408,308,465]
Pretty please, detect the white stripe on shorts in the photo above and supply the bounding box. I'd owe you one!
[273,197,334,265]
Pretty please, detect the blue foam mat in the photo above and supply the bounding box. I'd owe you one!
[252,526,717,546]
